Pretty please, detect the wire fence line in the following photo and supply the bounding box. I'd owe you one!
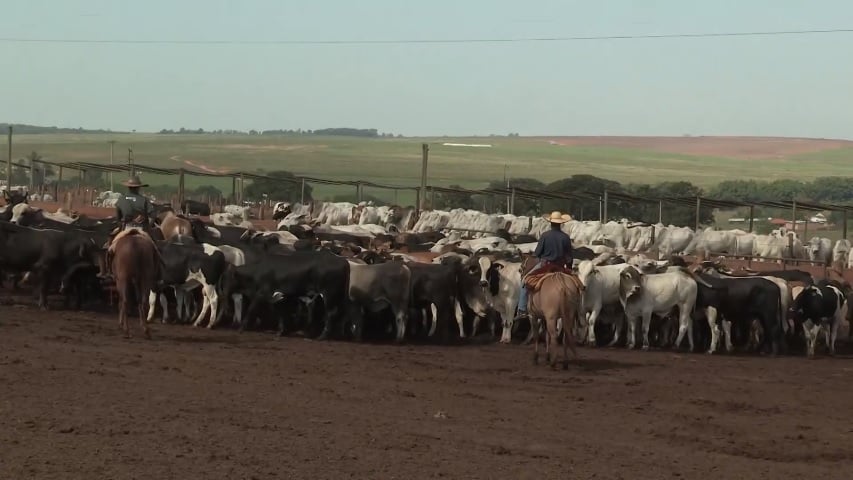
[4,158,853,237]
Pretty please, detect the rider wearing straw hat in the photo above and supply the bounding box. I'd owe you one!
[513,211,574,324]
[115,175,155,233]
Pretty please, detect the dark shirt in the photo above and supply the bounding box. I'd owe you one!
[534,228,573,263]
[115,191,154,223]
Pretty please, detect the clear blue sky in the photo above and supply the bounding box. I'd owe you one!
[3,0,853,137]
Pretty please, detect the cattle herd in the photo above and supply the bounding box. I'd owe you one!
[1,194,851,361]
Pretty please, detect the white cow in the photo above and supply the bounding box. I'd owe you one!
[806,237,833,265]
[618,266,698,351]
[475,256,522,344]
[577,260,631,346]
[832,239,851,267]
[223,204,252,221]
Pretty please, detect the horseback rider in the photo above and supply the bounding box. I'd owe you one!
[513,211,574,324]
[115,175,155,234]
[102,175,155,280]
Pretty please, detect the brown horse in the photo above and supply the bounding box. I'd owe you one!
[110,230,161,339]
[527,271,584,369]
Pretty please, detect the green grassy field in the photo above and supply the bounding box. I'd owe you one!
[6,133,853,205]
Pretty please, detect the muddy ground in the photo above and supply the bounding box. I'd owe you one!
[2,304,853,480]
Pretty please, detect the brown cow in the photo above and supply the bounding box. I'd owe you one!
[110,230,161,339]
[526,270,584,369]
[160,211,192,240]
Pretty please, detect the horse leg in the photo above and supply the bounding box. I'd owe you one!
[118,284,130,339]
[532,317,540,365]
[547,317,559,369]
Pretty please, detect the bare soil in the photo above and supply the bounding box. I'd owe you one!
[2,304,853,480]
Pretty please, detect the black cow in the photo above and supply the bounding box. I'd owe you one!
[2,189,28,207]
[792,281,847,357]
[223,250,350,339]
[405,261,461,342]
[0,223,101,308]
[573,246,597,262]
[694,270,786,355]
[181,199,211,216]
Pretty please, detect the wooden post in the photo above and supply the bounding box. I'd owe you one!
[748,205,755,233]
[415,187,421,214]
[78,169,84,193]
[300,178,306,204]
[579,206,584,221]
[355,182,362,203]
[694,196,701,231]
[393,189,398,205]
[419,143,429,212]
[231,176,236,203]
[177,168,185,208]
[239,172,244,204]
[55,165,63,201]
[6,126,11,189]
[430,187,435,209]
[843,210,848,239]
[603,190,609,223]
[791,201,797,234]
[658,200,663,224]
[803,211,810,240]
[510,187,516,215]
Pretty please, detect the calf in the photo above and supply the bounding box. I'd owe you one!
[792,282,847,357]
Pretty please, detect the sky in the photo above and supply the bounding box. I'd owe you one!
[3,0,853,137]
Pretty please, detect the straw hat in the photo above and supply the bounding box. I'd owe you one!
[543,211,572,224]
[121,175,148,188]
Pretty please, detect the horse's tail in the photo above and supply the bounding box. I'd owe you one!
[556,273,583,340]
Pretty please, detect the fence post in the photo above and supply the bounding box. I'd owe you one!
[791,201,797,234]
[355,182,362,203]
[602,190,609,223]
[694,196,701,231]
[510,187,516,215]
[658,200,663,224]
[177,168,185,209]
[239,172,244,204]
[300,178,306,204]
[415,187,421,215]
[55,165,63,201]
[748,205,755,233]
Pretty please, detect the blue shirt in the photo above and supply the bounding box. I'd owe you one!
[534,228,573,262]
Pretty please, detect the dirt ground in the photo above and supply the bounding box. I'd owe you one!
[2,304,853,480]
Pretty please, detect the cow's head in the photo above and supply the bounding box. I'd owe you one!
[619,266,643,300]
[272,202,292,221]
[10,203,40,224]
[475,256,503,295]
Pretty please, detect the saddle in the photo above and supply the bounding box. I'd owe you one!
[524,262,581,293]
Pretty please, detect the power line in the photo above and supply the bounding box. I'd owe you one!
[1,28,852,46]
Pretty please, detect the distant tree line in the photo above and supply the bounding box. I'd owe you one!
[1,123,122,134]
[157,127,401,138]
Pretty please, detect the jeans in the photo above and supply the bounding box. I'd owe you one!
[516,260,543,315]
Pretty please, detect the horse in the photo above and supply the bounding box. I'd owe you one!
[110,229,161,339]
[526,267,584,369]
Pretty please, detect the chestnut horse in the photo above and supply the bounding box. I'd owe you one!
[527,271,584,369]
[110,229,161,338]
